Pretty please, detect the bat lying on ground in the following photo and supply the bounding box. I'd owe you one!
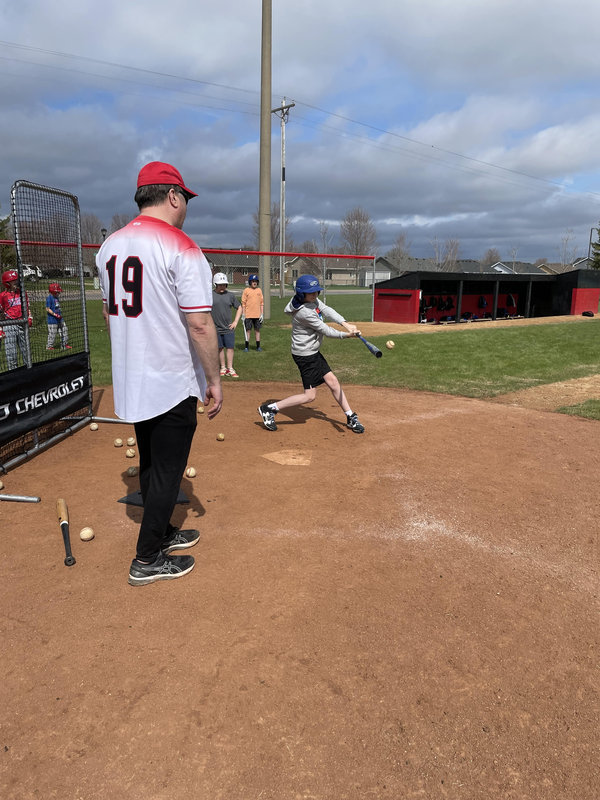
[56,497,76,567]
[356,334,383,358]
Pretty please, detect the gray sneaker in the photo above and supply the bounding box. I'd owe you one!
[258,403,277,431]
[346,412,365,434]
[128,552,195,586]
[161,527,200,554]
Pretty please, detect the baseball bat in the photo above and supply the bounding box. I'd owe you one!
[356,334,383,358]
[56,498,76,567]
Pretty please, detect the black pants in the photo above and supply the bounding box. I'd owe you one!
[134,396,198,561]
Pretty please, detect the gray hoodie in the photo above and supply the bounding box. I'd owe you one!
[284,298,348,355]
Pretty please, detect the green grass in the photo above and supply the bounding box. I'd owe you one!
[85,296,600,402]
[557,399,600,421]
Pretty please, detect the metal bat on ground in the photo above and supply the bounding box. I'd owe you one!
[56,497,76,566]
[356,334,383,358]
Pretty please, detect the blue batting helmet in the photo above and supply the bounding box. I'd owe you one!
[248,274,259,283]
[296,274,323,295]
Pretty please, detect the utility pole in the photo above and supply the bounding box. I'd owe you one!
[258,0,272,318]
[272,98,295,298]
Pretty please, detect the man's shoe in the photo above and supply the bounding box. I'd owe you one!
[220,365,227,376]
[64,345,73,349]
[346,412,365,434]
[46,347,55,350]
[226,368,239,378]
[128,552,195,586]
[162,527,200,554]
[243,347,249,352]
[256,346,263,352]
[258,403,277,431]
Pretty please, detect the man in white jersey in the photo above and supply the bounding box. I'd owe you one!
[97,161,222,586]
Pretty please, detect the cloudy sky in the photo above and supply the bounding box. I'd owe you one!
[1,0,600,263]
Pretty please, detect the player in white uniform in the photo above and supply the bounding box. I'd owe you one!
[97,161,222,586]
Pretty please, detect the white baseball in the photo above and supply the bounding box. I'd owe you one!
[0,480,4,490]
[126,436,136,446]
[197,406,205,414]
[90,422,99,431]
[126,448,136,458]
[127,466,138,477]
[386,340,395,349]
[114,438,123,447]
[216,433,225,441]
[185,467,196,478]
[79,527,95,541]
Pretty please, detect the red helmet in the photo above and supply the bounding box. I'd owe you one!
[49,283,62,293]
[2,269,18,286]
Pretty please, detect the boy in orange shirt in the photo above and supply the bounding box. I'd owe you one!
[241,273,264,351]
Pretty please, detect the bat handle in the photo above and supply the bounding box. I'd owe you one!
[64,555,76,567]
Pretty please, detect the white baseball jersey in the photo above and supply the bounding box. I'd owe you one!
[96,215,213,422]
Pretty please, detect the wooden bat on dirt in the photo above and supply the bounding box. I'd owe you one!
[56,498,76,567]
[356,334,383,358]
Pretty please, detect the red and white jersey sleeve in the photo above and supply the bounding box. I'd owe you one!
[96,215,213,422]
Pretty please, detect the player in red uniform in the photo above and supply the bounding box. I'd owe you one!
[0,269,32,370]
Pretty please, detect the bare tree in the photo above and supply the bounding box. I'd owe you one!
[557,229,579,269]
[340,207,376,254]
[533,256,548,267]
[251,202,292,252]
[80,213,105,243]
[441,238,460,272]
[110,213,133,233]
[507,246,519,272]
[480,247,501,269]
[385,232,411,267]
[431,236,443,268]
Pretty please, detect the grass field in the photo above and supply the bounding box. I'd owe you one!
[86,296,600,417]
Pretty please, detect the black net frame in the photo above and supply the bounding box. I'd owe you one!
[0,181,93,472]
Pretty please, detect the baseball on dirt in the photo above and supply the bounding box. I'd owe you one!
[114,438,123,447]
[79,527,95,541]
[197,405,204,414]
[127,466,138,477]
[126,436,136,446]
[216,433,225,441]
[386,340,395,349]
[185,466,196,478]
[126,448,136,458]
[90,422,99,431]
[0,479,4,490]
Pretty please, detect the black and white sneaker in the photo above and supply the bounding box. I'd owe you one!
[162,527,200,555]
[346,412,365,434]
[128,552,195,586]
[258,403,277,431]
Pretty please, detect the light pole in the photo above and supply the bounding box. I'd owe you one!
[258,0,272,318]
[587,226,598,263]
[271,98,295,298]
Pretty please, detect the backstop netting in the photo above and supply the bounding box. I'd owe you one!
[0,181,92,472]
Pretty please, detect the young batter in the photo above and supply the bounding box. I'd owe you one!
[241,273,264,351]
[0,269,33,370]
[258,274,365,434]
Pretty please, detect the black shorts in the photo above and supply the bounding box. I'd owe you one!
[244,318,262,331]
[292,352,332,389]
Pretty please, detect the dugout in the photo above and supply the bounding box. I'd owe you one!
[373,269,600,324]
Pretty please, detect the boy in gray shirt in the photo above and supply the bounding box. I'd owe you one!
[211,273,242,377]
[258,274,365,433]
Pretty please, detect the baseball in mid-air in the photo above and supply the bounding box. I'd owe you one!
[386,340,395,349]
[126,436,136,446]
[79,526,95,541]
[185,466,196,478]
[216,433,225,441]
[197,405,204,414]
[114,438,123,447]
[90,422,99,431]
[127,465,138,477]
[126,448,136,458]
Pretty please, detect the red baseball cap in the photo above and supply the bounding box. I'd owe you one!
[136,161,197,198]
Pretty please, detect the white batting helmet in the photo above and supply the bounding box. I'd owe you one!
[213,272,228,286]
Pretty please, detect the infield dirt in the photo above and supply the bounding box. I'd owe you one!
[1,377,598,799]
